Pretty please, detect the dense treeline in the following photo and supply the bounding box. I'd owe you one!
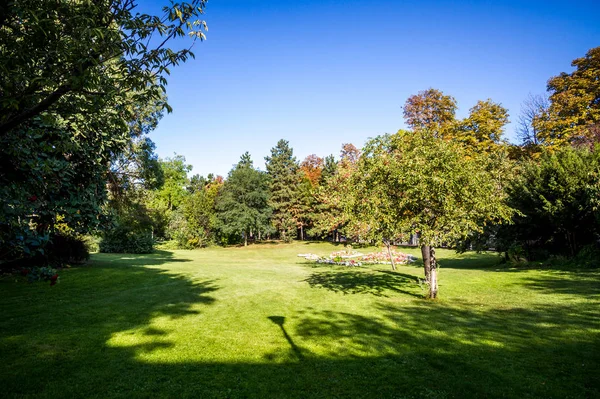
[0,0,598,295]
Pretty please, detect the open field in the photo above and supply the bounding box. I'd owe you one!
[1,242,599,398]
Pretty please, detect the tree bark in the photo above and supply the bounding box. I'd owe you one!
[420,245,438,298]
[300,225,304,241]
[384,240,397,271]
[421,245,431,283]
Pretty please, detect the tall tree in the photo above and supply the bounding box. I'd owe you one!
[309,145,359,241]
[265,140,301,242]
[176,176,221,248]
[215,153,271,246]
[348,130,513,298]
[0,1,207,262]
[516,93,550,147]
[534,46,600,148]
[403,88,457,137]
[455,99,510,152]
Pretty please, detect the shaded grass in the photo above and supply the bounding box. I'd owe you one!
[1,242,599,398]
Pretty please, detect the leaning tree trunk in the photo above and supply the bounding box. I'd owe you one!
[420,245,438,299]
[384,240,397,271]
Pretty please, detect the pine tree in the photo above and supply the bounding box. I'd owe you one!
[265,140,301,242]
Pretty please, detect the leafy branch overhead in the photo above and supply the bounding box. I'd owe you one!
[0,0,208,135]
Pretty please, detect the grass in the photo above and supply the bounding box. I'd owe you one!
[1,241,599,398]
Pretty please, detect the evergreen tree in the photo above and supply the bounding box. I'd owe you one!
[215,153,271,246]
[265,140,301,242]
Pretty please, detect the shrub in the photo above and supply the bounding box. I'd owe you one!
[47,233,90,265]
[100,227,154,254]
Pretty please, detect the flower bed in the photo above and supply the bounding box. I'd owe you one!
[298,248,417,267]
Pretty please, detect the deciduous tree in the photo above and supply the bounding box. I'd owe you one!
[348,130,513,298]
[534,46,600,148]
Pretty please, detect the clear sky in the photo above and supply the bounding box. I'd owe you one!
[142,0,600,177]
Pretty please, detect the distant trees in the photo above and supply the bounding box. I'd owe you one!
[265,140,301,242]
[533,46,600,148]
[403,88,457,137]
[402,88,510,153]
[501,146,600,259]
[516,94,550,147]
[215,153,271,246]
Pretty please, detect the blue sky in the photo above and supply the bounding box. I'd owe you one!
[143,0,600,177]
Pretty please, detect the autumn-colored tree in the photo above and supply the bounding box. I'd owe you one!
[403,89,509,153]
[534,46,600,148]
[456,99,510,152]
[300,155,324,187]
[403,88,457,137]
[309,145,360,241]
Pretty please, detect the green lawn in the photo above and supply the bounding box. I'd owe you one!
[1,242,599,398]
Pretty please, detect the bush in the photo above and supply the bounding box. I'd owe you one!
[574,244,600,268]
[47,233,90,265]
[100,227,154,254]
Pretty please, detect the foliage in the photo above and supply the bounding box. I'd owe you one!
[308,145,359,241]
[46,232,90,265]
[351,130,512,247]
[299,155,323,187]
[534,46,600,148]
[403,88,457,136]
[403,89,510,154]
[455,99,510,152]
[170,177,220,249]
[265,140,301,242]
[215,153,272,246]
[0,1,207,263]
[500,145,600,258]
[99,226,153,254]
[21,266,59,285]
[348,130,514,297]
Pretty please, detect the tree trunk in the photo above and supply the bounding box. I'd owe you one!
[244,233,248,247]
[385,240,397,271]
[421,245,431,283]
[300,225,304,241]
[429,247,438,299]
[420,245,438,299]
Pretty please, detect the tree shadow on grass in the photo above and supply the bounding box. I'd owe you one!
[2,254,599,398]
[434,252,501,270]
[304,269,423,298]
[91,249,193,267]
[0,253,219,397]
[516,270,600,297]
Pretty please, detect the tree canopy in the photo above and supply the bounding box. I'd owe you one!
[348,130,513,297]
[534,46,600,148]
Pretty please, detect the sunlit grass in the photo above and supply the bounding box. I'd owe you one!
[1,242,599,398]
